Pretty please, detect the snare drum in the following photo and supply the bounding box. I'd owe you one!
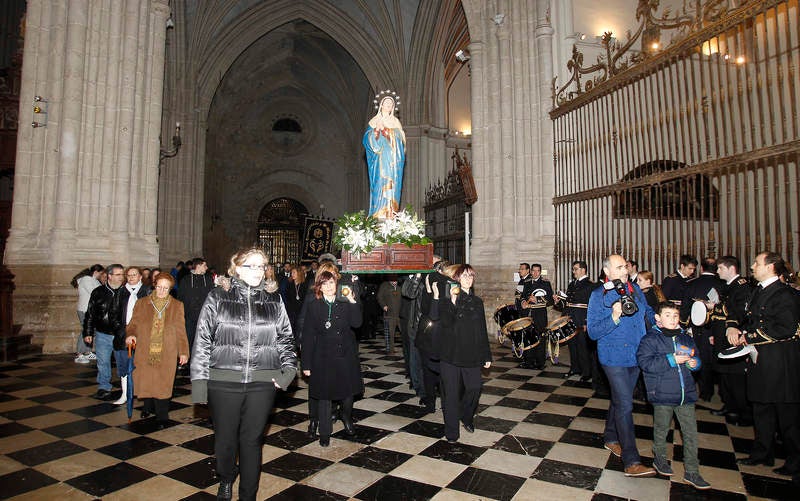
[546,316,578,344]
[493,304,519,328]
[690,301,711,326]
[502,318,541,357]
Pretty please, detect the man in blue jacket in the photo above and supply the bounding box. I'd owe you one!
[587,254,656,477]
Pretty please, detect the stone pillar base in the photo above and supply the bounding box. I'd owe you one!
[7,265,84,354]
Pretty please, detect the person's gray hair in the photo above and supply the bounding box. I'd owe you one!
[318,253,337,264]
[602,256,612,270]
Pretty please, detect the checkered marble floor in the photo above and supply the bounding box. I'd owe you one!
[0,338,796,500]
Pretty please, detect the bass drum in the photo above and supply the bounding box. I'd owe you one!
[502,317,541,357]
[546,316,578,344]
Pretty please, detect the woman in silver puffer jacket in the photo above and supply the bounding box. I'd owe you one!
[191,248,296,501]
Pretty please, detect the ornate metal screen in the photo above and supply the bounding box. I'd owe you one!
[551,0,799,285]
[257,198,307,265]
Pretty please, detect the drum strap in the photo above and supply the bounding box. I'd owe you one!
[546,335,559,364]
[566,303,587,308]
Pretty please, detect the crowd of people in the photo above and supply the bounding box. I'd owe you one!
[69,248,800,499]
[507,251,799,489]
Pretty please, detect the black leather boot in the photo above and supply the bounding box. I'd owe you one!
[307,419,318,438]
[342,418,355,436]
[217,480,233,500]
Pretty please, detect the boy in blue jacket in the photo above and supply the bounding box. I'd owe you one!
[637,302,711,490]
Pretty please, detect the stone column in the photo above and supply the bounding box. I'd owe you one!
[5,0,170,352]
[460,0,558,326]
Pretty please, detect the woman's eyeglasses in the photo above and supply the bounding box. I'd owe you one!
[240,264,266,271]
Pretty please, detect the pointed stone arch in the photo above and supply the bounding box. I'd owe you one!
[191,1,398,115]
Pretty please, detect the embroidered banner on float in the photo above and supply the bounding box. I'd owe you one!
[301,217,333,262]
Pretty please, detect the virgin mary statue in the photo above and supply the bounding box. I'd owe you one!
[363,91,405,219]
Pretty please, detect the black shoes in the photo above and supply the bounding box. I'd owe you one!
[563,371,579,379]
[737,457,774,467]
[342,419,356,436]
[462,422,475,433]
[774,466,799,476]
[92,389,115,400]
[710,407,729,416]
[307,420,318,438]
[319,436,330,447]
[140,410,152,419]
[217,480,233,500]
[580,375,592,382]
[724,413,753,427]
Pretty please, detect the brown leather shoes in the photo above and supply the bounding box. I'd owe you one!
[604,442,622,458]
[624,463,656,477]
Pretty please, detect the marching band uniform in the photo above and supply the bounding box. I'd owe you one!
[516,274,552,369]
[680,272,725,401]
[662,271,691,306]
[564,275,595,379]
[738,277,800,473]
[712,275,752,424]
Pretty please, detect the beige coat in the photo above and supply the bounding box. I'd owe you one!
[127,297,190,399]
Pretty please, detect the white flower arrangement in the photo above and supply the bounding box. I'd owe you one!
[334,207,430,256]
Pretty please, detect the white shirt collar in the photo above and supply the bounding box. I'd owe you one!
[726,274,740,285]
[759,276,780,288]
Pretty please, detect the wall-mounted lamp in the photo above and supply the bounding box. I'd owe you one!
[166,17,174,29]
[455,49,470,63]
[159,122,182,161]
[574,32,587,41]
[492,13,505,26]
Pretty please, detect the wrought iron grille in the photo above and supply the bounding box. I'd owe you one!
[257,198,307,265]
[551,0,799,287]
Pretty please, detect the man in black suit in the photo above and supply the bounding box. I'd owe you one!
[730,252,800,476]
[662,254,698,306]
[680,257,724,401]
[517,263,553,370]
[711,255,753,425]
[555,260,594,380]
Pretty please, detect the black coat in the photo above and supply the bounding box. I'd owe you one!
[431,292,492,368]
[517,276,553,330]
[680,273,724,326]
[565,277,595,327]
[82,284,126,349]
[414,272,449,355]
[662,272,690,305]
[743,280,800,403]
[177,273,214,322]
[282,280,307,332]
[301,298,363,400]
[712,276,753,373]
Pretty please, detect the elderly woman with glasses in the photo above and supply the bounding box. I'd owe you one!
[124,273,189,426]
[191,248,297,501]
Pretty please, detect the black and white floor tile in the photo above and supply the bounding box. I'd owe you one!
[0,338,796,500]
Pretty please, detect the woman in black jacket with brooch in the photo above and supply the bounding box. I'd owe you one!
[431,264,492,443]
[190,248,297,501]
[301,270,363,446]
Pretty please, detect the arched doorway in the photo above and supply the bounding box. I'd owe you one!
[257,198,308,265]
